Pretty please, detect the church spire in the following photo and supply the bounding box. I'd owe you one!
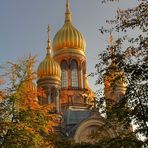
[65,0,72,23]
[109,32,113,47]
[47,25,51,55]
[109,32,115,63]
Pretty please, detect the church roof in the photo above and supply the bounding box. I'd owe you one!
[63,107,91,125]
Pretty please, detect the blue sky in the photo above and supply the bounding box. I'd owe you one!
[0,0,138,90]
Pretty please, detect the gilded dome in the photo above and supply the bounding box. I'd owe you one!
[104,63,127,88]
[104,62,127,102]
[37,26,61,80]
[53,1,86,56]
[104,36,127,91]
[37,54,61,80]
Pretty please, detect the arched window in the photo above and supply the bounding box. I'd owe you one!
[71,60,78,88]
[61,60,68,88]
[81,62,85,89]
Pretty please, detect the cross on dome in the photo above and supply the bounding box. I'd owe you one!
[65,0,72,23]
[47,24,51,54]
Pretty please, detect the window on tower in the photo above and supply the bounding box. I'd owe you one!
[81,62,85,89]
[61,60,68,88]
[71,60,78,88]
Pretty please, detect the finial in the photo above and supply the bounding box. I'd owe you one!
[109,32,116,63]
[109,32,114,55]
[47,24,51,54]
[65,0,72,23]
[109,32,113,47]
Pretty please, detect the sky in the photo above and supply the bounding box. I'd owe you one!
[0,0,138,91]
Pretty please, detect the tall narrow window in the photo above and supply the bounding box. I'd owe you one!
[71,60,78,88]
[61,60,68,88]
[81,62,85,89]
[81,68,84,88]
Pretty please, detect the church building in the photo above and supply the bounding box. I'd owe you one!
[36,0,127,143]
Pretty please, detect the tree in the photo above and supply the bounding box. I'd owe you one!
[0,76,4,99]
[0,55,59,147]
[94,0,148,146]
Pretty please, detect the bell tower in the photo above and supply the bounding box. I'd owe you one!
[52,0,93,110]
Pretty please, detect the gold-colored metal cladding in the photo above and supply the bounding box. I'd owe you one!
[37,25,61,80]
[52,0,86,56]
[104,34,127,94]
[104,63,127,100]
[104,68,127,88]
[37,54,61,80]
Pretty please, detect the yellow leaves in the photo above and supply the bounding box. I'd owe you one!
[13,123,35,134]
[25,127,35,134]
[0,76,5,100]
[0,90,4,100]
[42,125,54,134]
[16,79,39,110]
[41,103,55,112]
[104,71,126,88]
[37,87,47,98]
[0,76,4,84]
[38,104,60,129]
[1,55,60,147]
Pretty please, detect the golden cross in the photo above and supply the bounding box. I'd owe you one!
[109,32,113,46]
[47,24,51,39]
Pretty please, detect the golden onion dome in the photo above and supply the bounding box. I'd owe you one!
[104,34,127,102]
[104,33,127,89]
[37,25,61,80]
[104,62,127,89]
[37,54,61,80]
[104,63,127,102]
[53,0,86,56]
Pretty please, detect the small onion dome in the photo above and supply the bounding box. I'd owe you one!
[52,0,86,56]
[104,35,127,89]
[104,63,127,88]
[104,34,127,102]
[37,25,61,80]
[104,62,127,102]
[37,54,61,80]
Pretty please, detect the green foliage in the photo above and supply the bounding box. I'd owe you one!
[52,137,102,148]
[1,107,55,148]
[94,0,148,147]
